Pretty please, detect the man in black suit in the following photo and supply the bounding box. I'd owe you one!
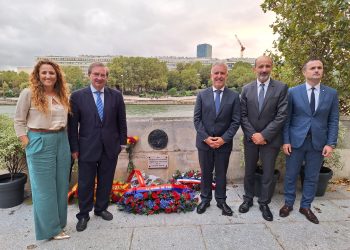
[194,62,240,216]
[239,56,288,221]
[68,62,127,231]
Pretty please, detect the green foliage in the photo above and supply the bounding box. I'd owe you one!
[180,68,200,90]
[108,57,168,94]
[167,87,177,96]
[323,122,346,170]
[261,0,350,103]
[227,61,256,91]
[0,115,27,180]
[0,71,29,97]
[61,66,87,91]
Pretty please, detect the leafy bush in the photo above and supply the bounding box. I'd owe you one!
[167,87,177,96]
[0,115,26,180]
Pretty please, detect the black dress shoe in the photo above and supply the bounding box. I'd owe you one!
[259,204,273,221]
[299,208,319,224]
[197,201,210,214]
[217,202,233,216]
[94,210,113,221]
[238,200,253,213]
[279,205,293,217]
[76,217,90,232]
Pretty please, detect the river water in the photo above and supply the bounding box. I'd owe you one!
[0,104,195,118]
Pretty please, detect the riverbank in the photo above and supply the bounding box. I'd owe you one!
[0,95,197,105]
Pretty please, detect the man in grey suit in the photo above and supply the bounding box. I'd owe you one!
[239,56,288,221]
[280,58,339,224]
[194,62,240,216]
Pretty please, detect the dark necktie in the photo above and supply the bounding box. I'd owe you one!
[94,91,104,121]
[310,87,315,114]
[215,89,222,115]
[258,83,265,112]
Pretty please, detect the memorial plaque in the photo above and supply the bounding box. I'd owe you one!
[148,129,168,150]
[148,155,168,169]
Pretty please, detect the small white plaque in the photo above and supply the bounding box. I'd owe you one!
[148,155,168,169]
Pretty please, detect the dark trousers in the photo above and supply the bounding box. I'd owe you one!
[284,136,323,208]
[198,149,231,204]
[77,150,118,220]
[243,142,279,205]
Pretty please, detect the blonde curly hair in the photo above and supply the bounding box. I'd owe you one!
[30,59,70,113]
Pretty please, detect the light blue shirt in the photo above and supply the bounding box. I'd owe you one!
[305,82,320,110]
[256,78,270,98]
[212,86,224,102]
[90,85,105,105]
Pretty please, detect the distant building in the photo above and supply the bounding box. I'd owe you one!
[36,55,113,76]
[33,54,255,75]
[197,44,212,58]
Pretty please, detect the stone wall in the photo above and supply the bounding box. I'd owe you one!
[116,116,350,182]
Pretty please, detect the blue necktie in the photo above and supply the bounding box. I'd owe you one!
[310,87,315,114]
[215,89,222,115]
[95,91,104,121]
[258,83,265,112]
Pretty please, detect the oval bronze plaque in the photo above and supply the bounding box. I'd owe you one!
[148,129,168,150]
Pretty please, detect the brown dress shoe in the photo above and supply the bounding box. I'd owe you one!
[279,205,293,217]
[299,208,319,224]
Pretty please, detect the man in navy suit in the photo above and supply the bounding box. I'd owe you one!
[194,62,240,216]
[280,58,339,224]
[68,62,127,231]
[239,56,288,221]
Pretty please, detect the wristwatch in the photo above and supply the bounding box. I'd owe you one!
[328,145,336,149]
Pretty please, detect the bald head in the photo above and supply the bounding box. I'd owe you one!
[254,56,273,67]
[254,56,273,83]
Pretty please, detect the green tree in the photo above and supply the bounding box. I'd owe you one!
[180,68,200,90]
[261,0,350,101]
[227,61,256,91]
[167,70,181,90]
[198,64,212,88]
[108,56,168,94]
[61,66,87,91]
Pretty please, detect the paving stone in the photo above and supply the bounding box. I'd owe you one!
[201,224,282,250]
[131,226,205,250]
[330,199,350,216]
[267,221,350,250]
[1,185,350,249]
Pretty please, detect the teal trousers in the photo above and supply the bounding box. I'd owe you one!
[26,130,71,240]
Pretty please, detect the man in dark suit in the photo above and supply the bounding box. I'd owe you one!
[194,62,240,216]
[239,56,288,221]
[68,62,127,231]
[280,58,339,224]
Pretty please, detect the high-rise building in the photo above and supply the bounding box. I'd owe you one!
[197,43,212,58]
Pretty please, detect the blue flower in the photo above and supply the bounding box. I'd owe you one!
[160,199,169,209]
[134,193,143,200]
[147,200,154,209]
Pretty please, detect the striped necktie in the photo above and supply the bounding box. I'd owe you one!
[94,91,104,121]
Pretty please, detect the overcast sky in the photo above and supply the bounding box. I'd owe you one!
[0,0,276,70]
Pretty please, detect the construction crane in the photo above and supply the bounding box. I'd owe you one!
[235,34,245,58]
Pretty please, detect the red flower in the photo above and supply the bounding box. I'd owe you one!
[165,208,172,213]
[152,192,158,199]
[143,192,148,199]
[173,192,180,201]
[155,199,160,204]
[153,205,159,211]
